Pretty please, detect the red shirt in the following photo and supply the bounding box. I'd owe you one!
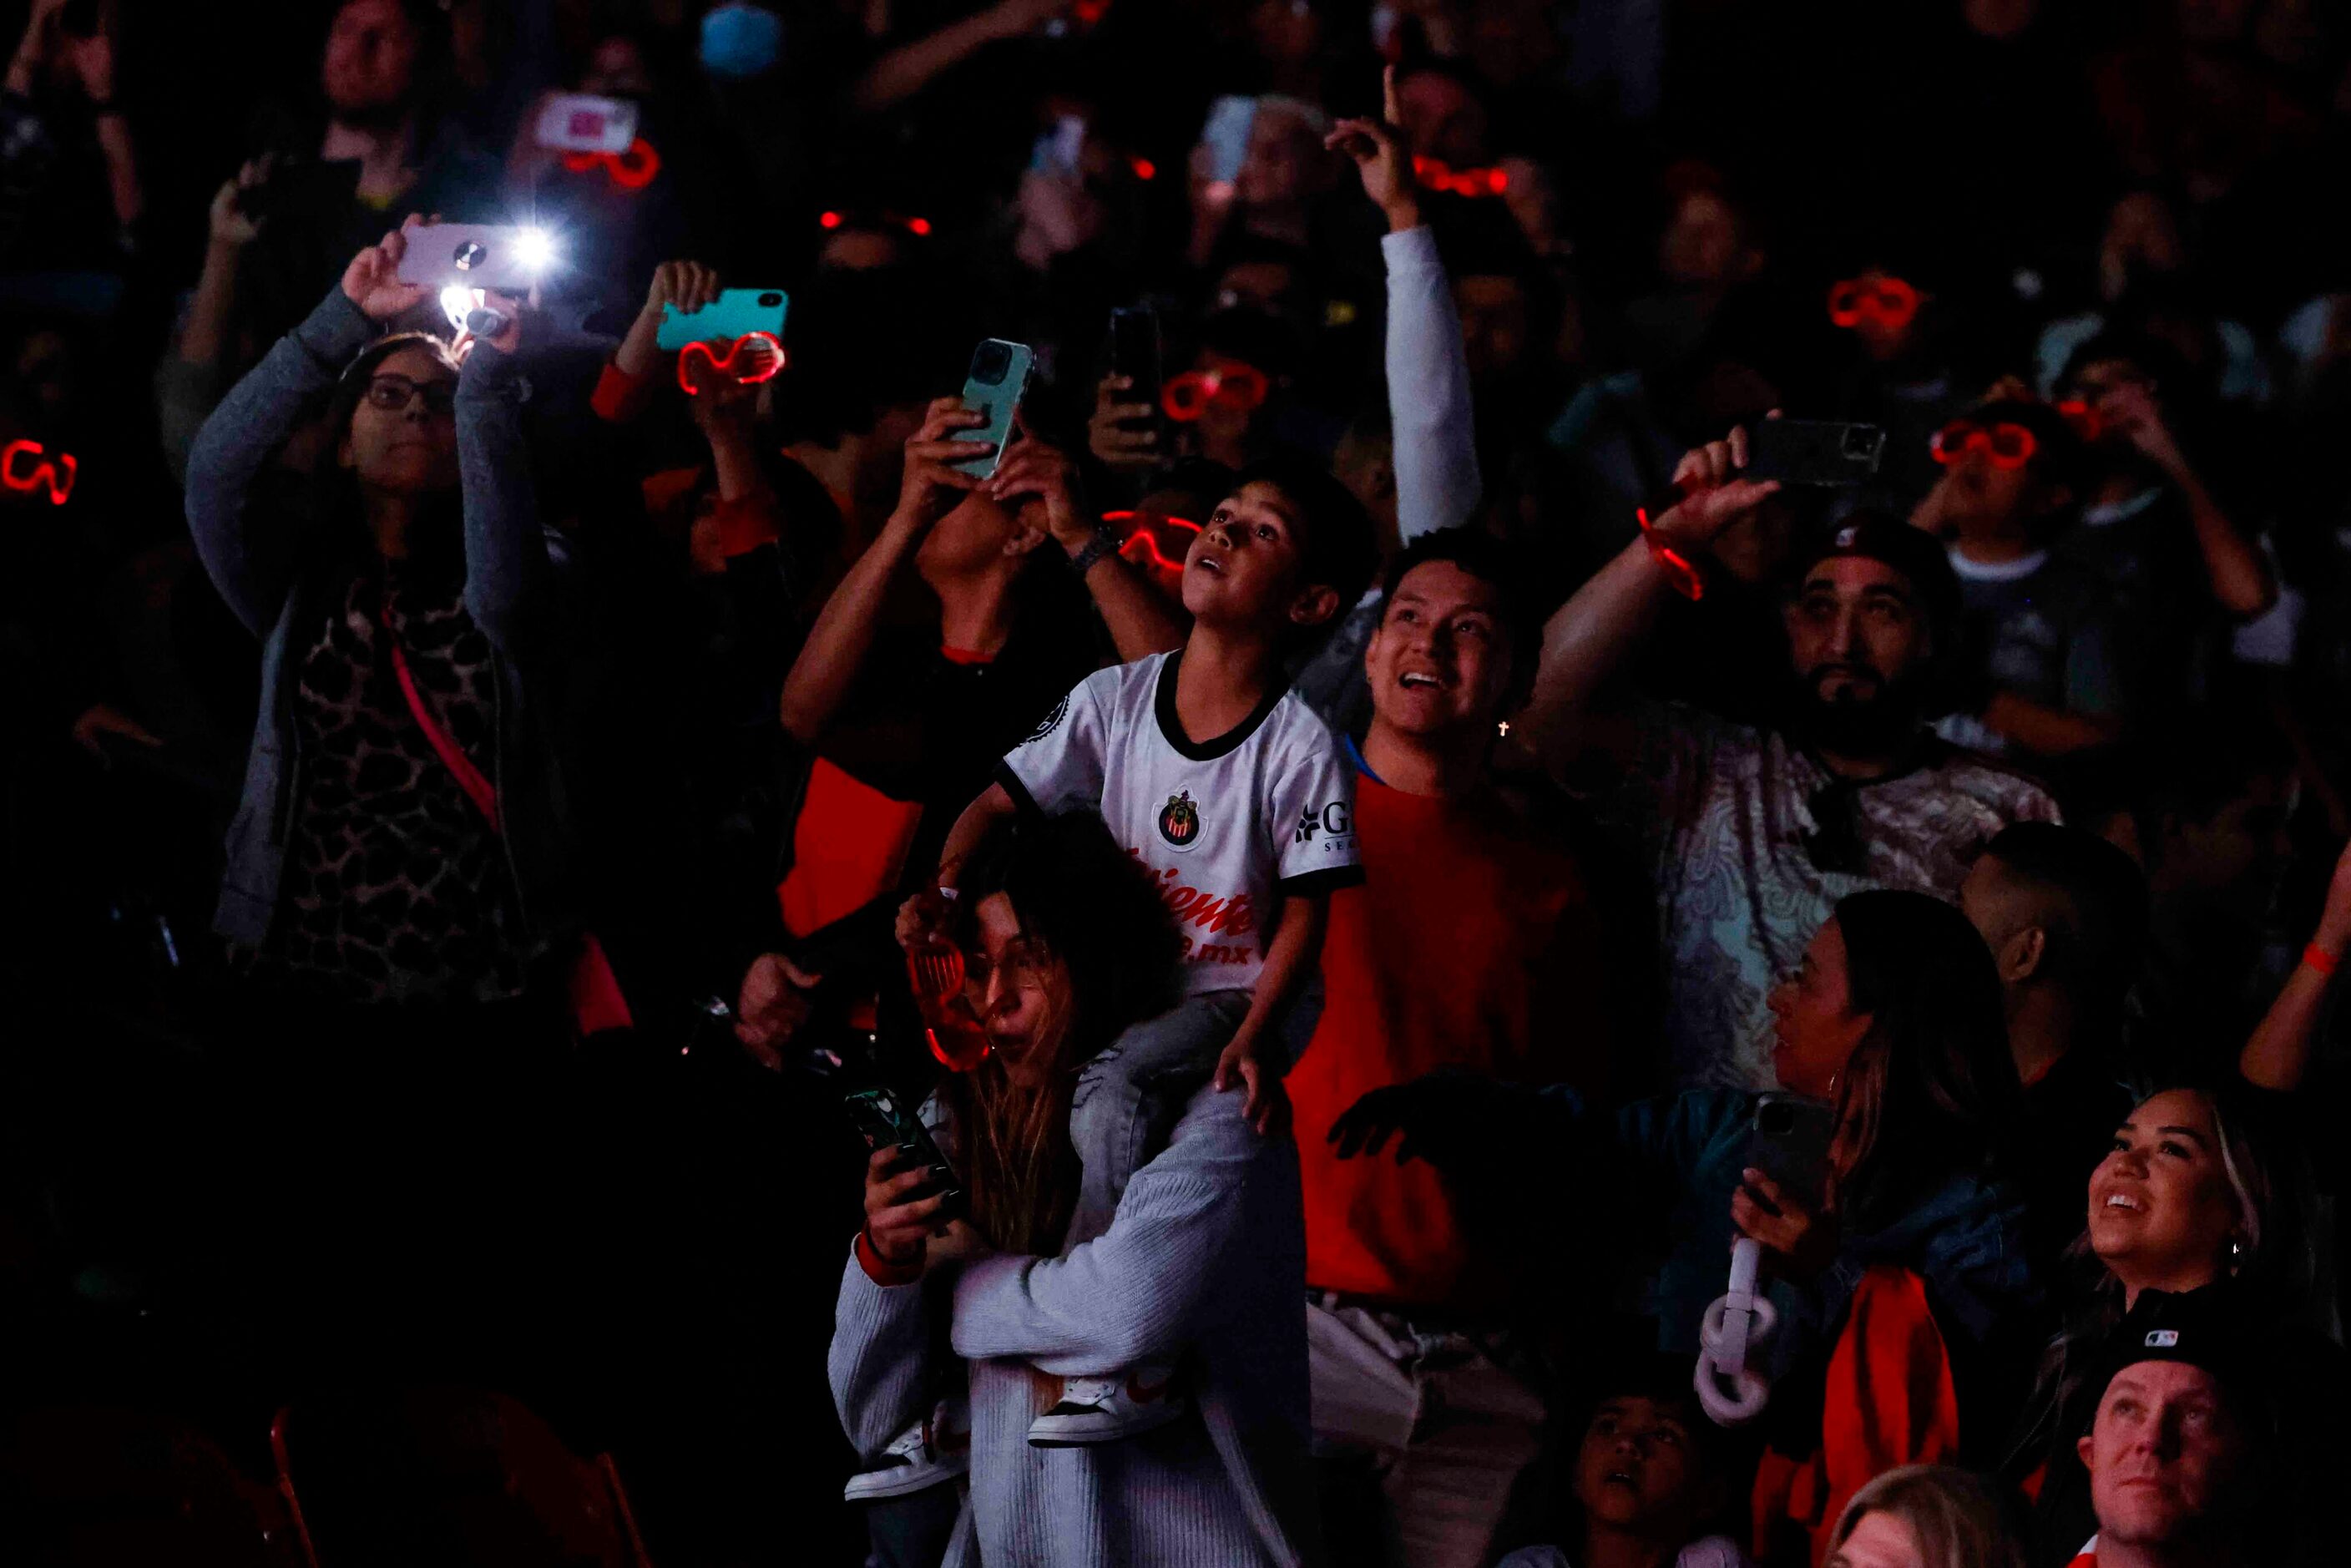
[1287,771,1612,1311]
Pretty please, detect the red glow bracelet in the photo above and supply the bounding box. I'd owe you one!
[2303,943,2338,979]
[1636,506,1704,601]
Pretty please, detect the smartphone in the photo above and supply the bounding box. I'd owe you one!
[657,287,791,350]
[1109,305,1162,424]
[1201,95,1258,189]
[1744,420,1887,487]
[1029,114,1087,180]
[1742,1093,1838,1211]
[533,93,640,155]
[953,339,1034,478]
[394,222,559,292]
[844,1085,963,1213]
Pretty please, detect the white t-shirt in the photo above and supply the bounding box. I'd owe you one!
[999,650,1363,995]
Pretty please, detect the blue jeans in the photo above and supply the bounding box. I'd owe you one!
[1063,989,1251,1248]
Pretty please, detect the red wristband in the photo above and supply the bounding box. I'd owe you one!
[2303,943,2338,979]
[856,1227,925,1287]
[1636,506,1705,602]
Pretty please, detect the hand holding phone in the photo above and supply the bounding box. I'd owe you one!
[657,286,790,351]
[1742,420,1886,487]
[393,220,561,293]
[953,339,1035,478]
[849,1086,963,1217]
[533,93,640,154]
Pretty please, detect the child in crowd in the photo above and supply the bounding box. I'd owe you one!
[905,454,1374,1444]
[1499,1358,1754,1568]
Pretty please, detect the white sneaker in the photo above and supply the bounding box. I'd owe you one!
[1027,1364,1187,1447]
[842,1399,971,1501]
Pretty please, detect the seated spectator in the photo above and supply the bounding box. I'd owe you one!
[1517,428,2058,1089]
[1910,397,2132,766]
[1957,823,2150,1272]
[2059,1291,2271,1568]
[1826,1465,2026,1568]
[1499,1358,1756,1568]
[1290,528,1618,1567]
[1333,889,2035,1561]
[831,811,1319,1566]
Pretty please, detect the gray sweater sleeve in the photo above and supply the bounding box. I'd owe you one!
[451,337,555,661]
[1383,225,1480,541]
[949,1087,1270,1374]
[184,287,376,637]
[828,1246,944,1460]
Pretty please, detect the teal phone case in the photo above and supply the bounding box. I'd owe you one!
[657,288,791,350]
[953,340,1034,478]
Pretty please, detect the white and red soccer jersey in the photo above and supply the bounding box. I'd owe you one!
[999,650,1363,995]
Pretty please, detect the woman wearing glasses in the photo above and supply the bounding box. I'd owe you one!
[188,220,576,1014]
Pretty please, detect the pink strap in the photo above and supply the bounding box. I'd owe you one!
[384,618,634,1034]
[387,634,501,830]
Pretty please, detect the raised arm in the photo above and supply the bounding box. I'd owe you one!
[1518,429,1778,781]
[452,311,556,660]
[778,397,990,743]
[987,419,1186,662]
[1329,67,1479,541]
[851,0,1063,115]
[185,230,416,635]
[2241,837,2351,1092]
[2101,381,2274,619]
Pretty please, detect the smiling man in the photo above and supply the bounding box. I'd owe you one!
[1518,427,2059,1089]
[1288,527,1618,1568]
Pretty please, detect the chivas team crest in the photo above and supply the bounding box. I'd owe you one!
[1158,789,1201,849]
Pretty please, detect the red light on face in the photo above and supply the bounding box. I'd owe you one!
[562,139,660,190]
[3,439,75,505]
[1103,508,1202,574]
[819,210,843,230]
[2053,397,2103,443]
[905,216,933,236]
[1130,156,1156,181]
[1828,276,1919,332]
[676,331,786,396]
[1411,154,1509,199]
[1930,419,2037,469]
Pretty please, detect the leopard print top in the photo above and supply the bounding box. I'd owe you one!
[245,564,528,1005]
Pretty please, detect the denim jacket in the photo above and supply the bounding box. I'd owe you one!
[1548,1086,2037,1379]
[185,287,582,953]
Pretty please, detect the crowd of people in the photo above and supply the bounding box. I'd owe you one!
[5,1,2351,1565]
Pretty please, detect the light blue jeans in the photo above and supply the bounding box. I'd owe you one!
[1063,989,1252,1248]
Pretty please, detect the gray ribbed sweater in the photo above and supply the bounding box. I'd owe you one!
[829,1084,1320,1566]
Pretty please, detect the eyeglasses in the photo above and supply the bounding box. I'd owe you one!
[1827,276,1919,331]
[1411,154,1509,198]
[1161,363,1269,422]
[1929,418,2036,468]
[817,210,933,237]
[364,374,457,416]
[562,136,662,190]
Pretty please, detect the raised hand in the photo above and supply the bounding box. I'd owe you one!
[1648,424,1782,554]
[615,259,721,377]
[340,220,428,322]
[889,396,991,529]
[985,412,1085,547]
[1088,375,1162,472]
[208,156,270,248]
[863,1146,950,1271]
[1324,65,1419,233]
[1730,1166,1840,1282]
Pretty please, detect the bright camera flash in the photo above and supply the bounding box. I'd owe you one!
[513,227,556,272]
[440,286,483,330]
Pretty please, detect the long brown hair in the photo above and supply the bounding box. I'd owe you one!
[938,813,1184,1254]
[1826,888,2020,1227]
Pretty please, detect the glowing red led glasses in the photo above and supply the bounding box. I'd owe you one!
[1103,509,1202,574]
[676,332,785,395]
[1635,505,1703,601]
[1930,419,2038,468]
[1828,276,1919,331]
[1412,154,1508,198]
[2052,398,2102,442]
[818,210,933,237]
[3,439,75,505]
[561,138,661,190]
[1161,364,1268,422]
[907,945,990,1072]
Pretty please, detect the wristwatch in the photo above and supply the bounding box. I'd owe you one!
[1066,525,1121,578]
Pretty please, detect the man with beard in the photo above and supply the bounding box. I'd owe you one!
[1519,424,2058,1089]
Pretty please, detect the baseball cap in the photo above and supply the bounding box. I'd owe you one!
[1795,513,1964,655]
[2093,1288,2260,1409]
